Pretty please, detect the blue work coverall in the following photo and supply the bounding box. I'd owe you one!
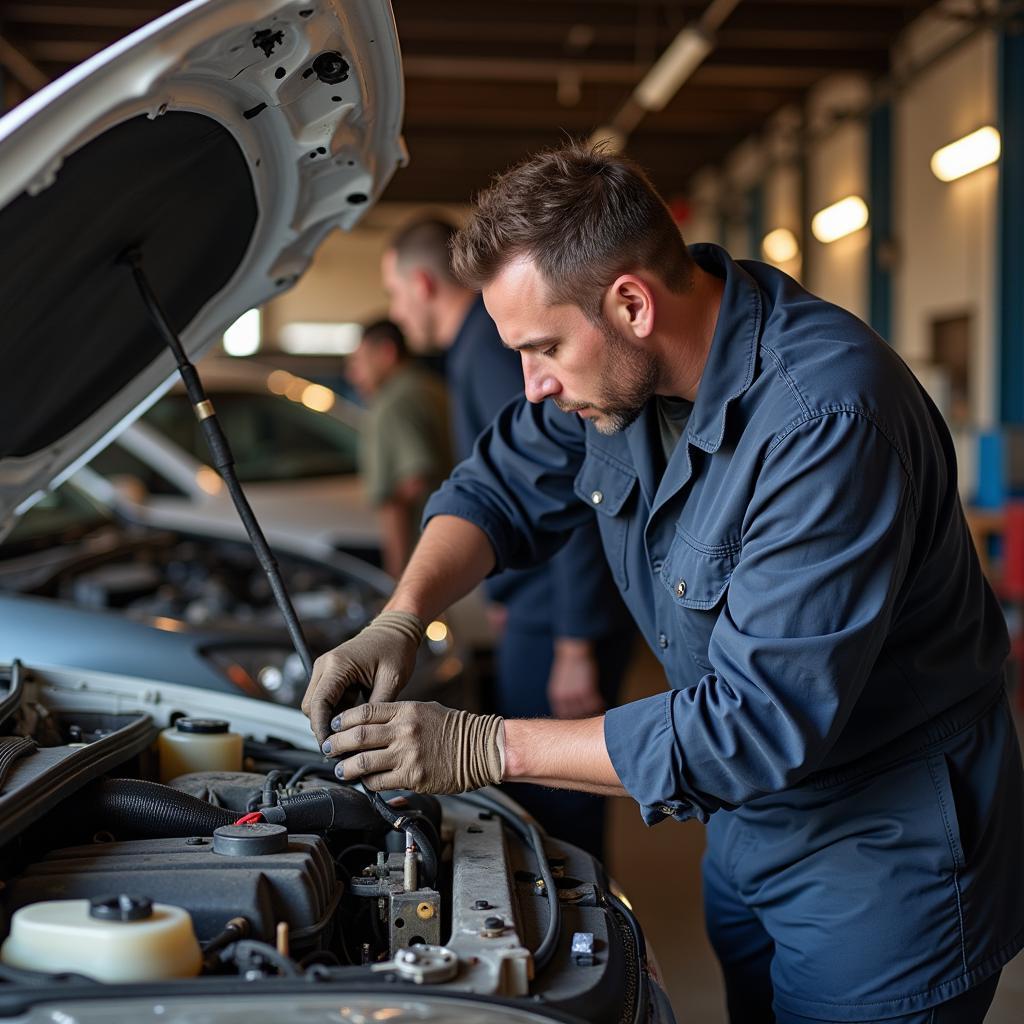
[446,297,633,858]
[425,245,1024,1020]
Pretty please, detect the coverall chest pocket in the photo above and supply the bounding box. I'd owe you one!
[573,453,638,591]
[660,530,738,674]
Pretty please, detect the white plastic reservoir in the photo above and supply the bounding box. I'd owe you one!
[158,717,243,783]
[1,897,202,981]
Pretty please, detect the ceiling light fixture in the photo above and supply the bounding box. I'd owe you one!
[811,196,869,244]
[930,126,1001,182]
[632,28,713,112]
[762,228,800,264]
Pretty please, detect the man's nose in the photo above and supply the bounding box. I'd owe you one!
[522,354,560,404]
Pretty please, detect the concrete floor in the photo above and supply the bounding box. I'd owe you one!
[604,644,1024,1023]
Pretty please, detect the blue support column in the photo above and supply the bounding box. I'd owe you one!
[998,31,1024,424]
[868,102,893,341]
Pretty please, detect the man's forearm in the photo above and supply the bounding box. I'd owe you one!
[502,716,629,797]
[384,514,496,622]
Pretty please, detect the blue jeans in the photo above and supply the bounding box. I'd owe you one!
[702,692,1024,1022]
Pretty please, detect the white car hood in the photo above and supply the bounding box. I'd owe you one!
[0,0,405,530]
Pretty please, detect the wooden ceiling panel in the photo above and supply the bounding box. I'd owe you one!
[0,0,940,201]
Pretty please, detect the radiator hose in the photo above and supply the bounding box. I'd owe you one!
[81,779,235,837]
[77,779,380,838]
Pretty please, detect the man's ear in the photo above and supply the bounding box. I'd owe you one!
[605,274,654,339]
[411,268,436,303]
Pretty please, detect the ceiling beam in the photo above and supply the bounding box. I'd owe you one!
[0,34,49,93]
[16,39,105,63]
[402,54,847,87]
[0,5,156,29]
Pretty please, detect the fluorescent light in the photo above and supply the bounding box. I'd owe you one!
[300,383,336,413]
[195,466,223,495]
[279,321,362,355]
[425,620,449,643]
[223,309,261,357]
[811,196,868,244]
[589,125,626,154]
[930,126,1000,182]
[632,28,713,112]
[762,228,799,264]
[266,369,293,395]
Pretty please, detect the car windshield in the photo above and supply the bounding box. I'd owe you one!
[2,485,111,552]
[143,391,359,483]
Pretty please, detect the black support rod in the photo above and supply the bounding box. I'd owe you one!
[122,250,314,680]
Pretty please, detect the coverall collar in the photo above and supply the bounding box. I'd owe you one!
[622,244,763,506]
[681,243,763,454]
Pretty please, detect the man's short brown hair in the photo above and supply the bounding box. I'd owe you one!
[452,144,693,321]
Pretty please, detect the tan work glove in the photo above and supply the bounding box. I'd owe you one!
[301,610,425,745]
[322,701,505,794]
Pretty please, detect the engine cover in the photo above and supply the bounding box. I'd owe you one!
[5,832,338,954]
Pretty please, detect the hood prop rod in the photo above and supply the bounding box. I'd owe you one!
[121,250,314,681]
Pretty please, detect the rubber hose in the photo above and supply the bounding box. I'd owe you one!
[361,790,439,887]
[260,786,381,833]
[82,779,236,837]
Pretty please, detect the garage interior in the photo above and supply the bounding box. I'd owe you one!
[1,0,1023,1019]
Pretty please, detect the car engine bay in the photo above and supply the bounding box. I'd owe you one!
[2,512,381,643]
[0,661,651,1022]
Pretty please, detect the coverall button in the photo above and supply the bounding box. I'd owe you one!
[658,805,673,816]
[657,633,668,649]
[675,579,687,598]
[591,490,603,505]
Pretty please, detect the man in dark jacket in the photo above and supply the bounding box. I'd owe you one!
[305,150,1023,1021]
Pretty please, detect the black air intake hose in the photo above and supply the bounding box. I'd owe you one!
[260,786,380,833]
[81,779,236,837]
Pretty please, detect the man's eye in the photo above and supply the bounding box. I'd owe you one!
[541,345,558,358]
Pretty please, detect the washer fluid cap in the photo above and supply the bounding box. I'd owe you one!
[90,894,153,921]
[213,822,288,857]
[175,717,229,734]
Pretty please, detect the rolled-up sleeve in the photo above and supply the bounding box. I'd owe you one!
[606,411,917,824]
[423,396,592,574]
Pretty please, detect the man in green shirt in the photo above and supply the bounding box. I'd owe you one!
[346,319,452,578]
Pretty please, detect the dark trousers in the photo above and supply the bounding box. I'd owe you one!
[492,621,633,860]
[701,693,1023,1023]
[704,847,1002,1023]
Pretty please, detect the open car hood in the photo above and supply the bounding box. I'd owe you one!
[0,0,405,531]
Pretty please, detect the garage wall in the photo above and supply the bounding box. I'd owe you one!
[893,29,998,430]
[685,169,723,248]
[804,76,872,321]
[761,108,804,282]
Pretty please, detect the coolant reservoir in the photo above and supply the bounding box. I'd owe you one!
[158,717,243,783]
[1,896,202,981]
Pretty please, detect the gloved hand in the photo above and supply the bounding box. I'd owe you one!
[301,610,425,745]
[321,701,505,794]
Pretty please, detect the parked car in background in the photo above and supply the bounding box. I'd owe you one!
[0,484,466,709]
[76,358,494,652]
[79,358,380,561]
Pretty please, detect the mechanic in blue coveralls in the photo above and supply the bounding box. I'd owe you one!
[303,147,1024,1022]
[375,216,634,860]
